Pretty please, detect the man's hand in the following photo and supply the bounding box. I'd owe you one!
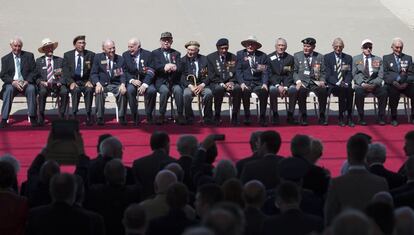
[95,82,103,94]
[261,84,268,91]
[138,85,147,95]
[241,83,249,91]
[131,79,142,87]
[194,84,205,95]
[119,84,127,95]
[40,81,48,87]
[224,82,234,91]
[69,82,78,90]
[316,81,326,88]
[296,81,303,90]
[12,80,24,92]
[278,86,286,97]
[85,81,93,88]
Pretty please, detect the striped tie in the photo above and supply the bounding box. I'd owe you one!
[47,58,54,83]
[336,56,343,84]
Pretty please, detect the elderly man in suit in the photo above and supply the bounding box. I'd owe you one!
[352,39,387,125]
[123,38,157,125]
[207,38,241,125]
[152,32,184,125]
[35,38,68,126]
[383,38,414,126]
[0,37,38,128]
[62,35,95,126]
[268,38,296,125]
[235,36,269,126]
[324,38,354,127]
[181,41,213,125]
[293,37,328,126]
[91,39,127,126]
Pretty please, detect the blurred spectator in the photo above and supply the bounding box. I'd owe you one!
[222,178,244,208]
[330,209,374,235]
[176,135,198,192]
[236,131,262,177]
[214,159,237,185]
[242,180,267,235]
[123,203,147,235]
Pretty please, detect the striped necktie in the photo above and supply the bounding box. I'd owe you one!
[47,58,54,83]
[336,56,343,83]
[15,56,23,81]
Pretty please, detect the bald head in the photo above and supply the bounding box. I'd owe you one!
[154,169,177,194]
[102,39,115,58]
[128,38,141,55]
[243,180,265,207]
[164,162,184,182]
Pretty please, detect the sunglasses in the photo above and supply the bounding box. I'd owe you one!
[362,45,372,49]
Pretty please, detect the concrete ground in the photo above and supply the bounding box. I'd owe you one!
[1,0,414,117]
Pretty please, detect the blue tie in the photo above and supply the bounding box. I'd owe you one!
[75,54,82,77]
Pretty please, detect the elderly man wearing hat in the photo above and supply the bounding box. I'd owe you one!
[151,32,184,125]
[207,38,241,125]
[62,35,95,126]
[0,37,38,128]
[293,37,328,126]
[235,35,269,126]
[35,38,68,125]
[352,39,387,125]
[181,40,213,124]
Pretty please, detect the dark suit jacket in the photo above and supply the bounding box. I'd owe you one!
[262,208,324,235]
[132,150,176,198]
[62,49,95,85]
[267,52,294,87]
[146,209,197,235]
[293,51,326,87]
[302,163,331,198]
[236,152,260,178]
[383,53,414,84]
[369,164,405,190]
[177,155,195,192]
[181,54,208,87]
[0,191,28,235]
[236,49,269,86]
[151,48,182,88]
[352,54,384,86]
[26,202,105,235]
[206,51,237,84]
[244,206,267,235]
[0,51,36,85]
[324,51,353,87]
[91,53,126,86]
[122,48,154,85]
[391,182,414,208]
[240,154,284,190]
[87,155,135,186]
[35,55,65,85]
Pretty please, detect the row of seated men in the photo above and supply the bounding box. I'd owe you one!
[1,33,413,128]
[2,130,414,235]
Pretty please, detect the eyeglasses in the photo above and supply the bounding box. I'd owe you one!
[362,45,372,49]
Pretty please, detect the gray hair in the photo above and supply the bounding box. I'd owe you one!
[100,137,123,159]
[128,38,141,46]
[332,209,373,235]
[213,160,237,185]
[10,37,23,46]
[50,173,77,205]
[155,169,177,194]
[102,39,115,48]
[332,37,345,47]
[104,159,126,185]
[0,153,20,173]
[275,38,287,47]
[164,162,184,182]
[391,37,404,47]
[182,227,214,235]
[394,207,414,235]
[177,135,199,156]
[366,142,386,164]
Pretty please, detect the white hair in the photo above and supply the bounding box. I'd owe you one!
[391,37,404,47]
[0,153,20,173]
[10,37,23,46]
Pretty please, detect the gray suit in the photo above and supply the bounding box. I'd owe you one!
[352,54,387,119]
[293,51,328,118]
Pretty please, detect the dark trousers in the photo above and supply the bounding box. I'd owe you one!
[1,84,37,120]
[233,84,268,117]
[70,83,94,115]
[95,84,127,118]
[354,85,387,117]
[330,85,354,117]
[209,83,242,117]
[38,84,69,116]
[127,83,157,116]
[183,86,213,119]
[297,86,328,116]
[269,85,297,114]
[387,83,414,118]
[156,84,183,116]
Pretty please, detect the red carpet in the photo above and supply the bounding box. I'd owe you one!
[0,115,412,184]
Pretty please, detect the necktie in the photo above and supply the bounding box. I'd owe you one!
[75,54,82,77]
[47,58,53,83]
[221,55,225,64]
[305,55,313,76]
[364,56,370,76]
[396,56,401,72]
[107,60,113,77]
[15,56,23,81]
[190,59,196,76]
[164,51,170,63]
[336,56,343,83]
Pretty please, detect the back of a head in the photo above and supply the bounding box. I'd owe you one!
[0,153,20,173]
[177,135,198,157]
[365,201,394,235]
[214,159,237,185]
[182,227,214,235]
[347,134,369,164]
[332,209,373,235]
[197,183,224,208]
[203,207,240,235]
[100,136,123,159]
[372,191,394,208]
[164,162,184,182]
[97,133,112,154]
[39,160,60,184]
[394,207,414,235]
[123,203,147,235]
[104,159,126,186]
[249,131,263,153]
[405,157,414,180]
[49,173,76,205]
[366,143,386,165]
[155,169,177,194]
[260,130,282,154]
[0,161,16,189]
[309,138,323,163]
[166,182,189,210]
[276,181,301,205]
[290,134,311,158]
[354,132,373,144]
[150,131,170,151]
[222,178,244,208]
[243,180,265,207]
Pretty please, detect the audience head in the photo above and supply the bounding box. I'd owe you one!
[154,169,177,194]
[100,136,123,159]
[259,130,282,155]
[39,160,60,184]
[0,153,20,174]
[97,133,112,154]
[150,131,170,154]
[275,181,301,211]
[331,209,373,235]
[222,178,244,208]
[405,156,414,180]
[166,182,189,210]
[404,130,414,157]
[0,161,16,190]
[347,134,369,165]
[394,207,414,235]
[290,134,312,158]
[195,183,224,218]
[49,173,77,205]
[182,227,214,235]
[164,162,184,182]
[249,131,262,153]
[366,142,386,166]
[354,132,372,144]
[365,201,394,235]
[203,203,244,235]
[372,191,394,208]
[278,157,309,183]
[213,159,237,185]
[123,203,147,235]
[243,180,266,208]
[308,138,323,164]
[104,159,127,185]
[177,135,198,157]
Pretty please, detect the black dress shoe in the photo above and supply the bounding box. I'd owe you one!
[243,117,251,126]
[30,117,39,127]
[86,115,93,126]
[133,114,140,126]
[176,115,186,125]
[378,117,386,126]
[97,118,105,126]
[391,119,399,126]
[156,115,166,125]
[214,116,222,126]
[338,119,345,127]
[231,116,240,125]
[0,119,7,128]
[287,114,297,125]
[358,119,367,126]
[203,118,214,125]
[347,118,355,127]
[119,117,127,126]
[38,114,45,126]
[300,115,308,126]
[272,113,280,125]
[260,116,267,127]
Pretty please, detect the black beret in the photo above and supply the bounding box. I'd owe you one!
[301,37,316,45]
[216,38,229,47]
[73,35,85,45]
[278,157,310,181]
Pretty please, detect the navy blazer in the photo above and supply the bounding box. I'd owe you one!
[151,48,182,88]
[206,51,237,84]
[383,53,414,84]
[267,51,294,87]
[324,51,353,87]
[62,49,95,85]
[0,51,36,84]
[236,49,269,86]
[181,54,208,87]
[122,48,154,85]
[35,55,65,85]
[91,53,126,86]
